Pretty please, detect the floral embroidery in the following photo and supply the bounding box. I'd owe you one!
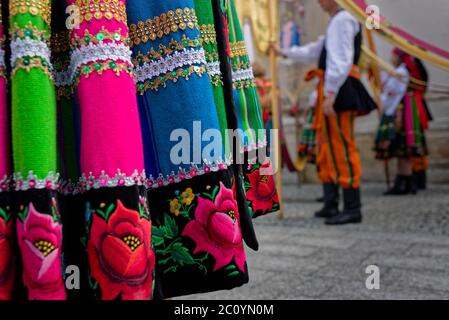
[16,202,65,300]
[129,8,199,46]
[169,198,181,217]
[182,182,246,272]
[244,162,280,217]
[86,200,154,300]
[0,176,9,193]
[11,22,49,44]
[206,61,223,86]
[75,0,127,24]
[0,203,14,300]
[181,188,195,205]
[10,0,51,25]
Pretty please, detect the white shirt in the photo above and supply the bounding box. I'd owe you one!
[381,64,410,116]
[282,10,360,97]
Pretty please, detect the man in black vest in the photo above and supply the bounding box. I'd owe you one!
[273,0,377,225]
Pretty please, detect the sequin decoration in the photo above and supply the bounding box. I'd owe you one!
[75,0,127,24]
[9,0,52,25]
[129,8,199,47]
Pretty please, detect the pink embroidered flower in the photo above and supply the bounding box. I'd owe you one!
[0,213,14,300]
[246,162,279,214]
[16,203,65,300]
[87,200,154,300]
[182,182,246,272]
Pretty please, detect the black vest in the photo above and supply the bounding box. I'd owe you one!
[318,19,377,115]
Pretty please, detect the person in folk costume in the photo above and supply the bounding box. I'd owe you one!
[375,48,430,195]
[127,0,255,299]
[274,0,377,225]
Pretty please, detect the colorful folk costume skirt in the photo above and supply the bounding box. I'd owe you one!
[375,90,429,160]
[127,0,252,299]
[0,0,265,301]
[217,0,279,218]
[298,108,317,164]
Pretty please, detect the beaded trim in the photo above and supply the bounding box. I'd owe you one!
[12,57,53,79]
[10,0,51,25]
[199,24,217,44]
[145,159,231,190]
[69,42,133,82]
[13,171,60,192]
[137,65,207,94]
[129,8,199,47]
[71,27,128,48]
[134,48,206,83]
[10,22,49,43]
[230,41,248,58]
[232,67,254,83]
[0,175,9,193]
[132,37,203,65]
[11,37,52,67]
[207,61,223,86]
[75,0,127,24]
[75,60,133,82]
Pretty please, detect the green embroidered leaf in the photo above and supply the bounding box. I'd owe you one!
[95,209,107,221]
[224,265,237,271]
[105,204,115,221]
[200,192,214,201]
[18,206,29,222]
[164,214,178,238]
[211,185,220,199]
[152,225,164,238]
[0,207,8,222]
[171,242,195,265]
[227,271,240,277]
[152,235,164,247]
[51,206,59,223]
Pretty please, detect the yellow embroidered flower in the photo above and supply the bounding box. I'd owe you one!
[170,199,181,216]
[181,188,195,205]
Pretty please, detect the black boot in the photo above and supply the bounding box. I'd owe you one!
[407,175,418,195]
[414,170,427,190]
[384,175,408,195]
[314,184,339,218]
[325,188,362,225]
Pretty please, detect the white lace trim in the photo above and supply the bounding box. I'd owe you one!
[0,49,5,69]
[10,37,52,67]
[134,48,207,83]
[69,42,132,81]
[232,67,254,82]
[207,60,221,77]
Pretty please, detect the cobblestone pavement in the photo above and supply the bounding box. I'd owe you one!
[180,172,449,300]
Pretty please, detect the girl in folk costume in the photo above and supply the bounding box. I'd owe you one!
[127,0,253,298]
[375,48,430,195]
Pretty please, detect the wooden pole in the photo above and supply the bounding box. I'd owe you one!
[365,29,390,188]
[268,0,284,219]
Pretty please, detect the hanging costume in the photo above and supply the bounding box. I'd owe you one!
[126,0,252,299]
[0,0,264,301]
[221,0,280,219]
[282,9,377,224]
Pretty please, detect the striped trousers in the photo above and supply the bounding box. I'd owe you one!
[316,111,362,189]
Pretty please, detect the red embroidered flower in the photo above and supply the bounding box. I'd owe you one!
[87,200,154,300]
[182,182,246,272]
[16,203,65,300]
[0,212,14,300]
[246,162,279,214]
